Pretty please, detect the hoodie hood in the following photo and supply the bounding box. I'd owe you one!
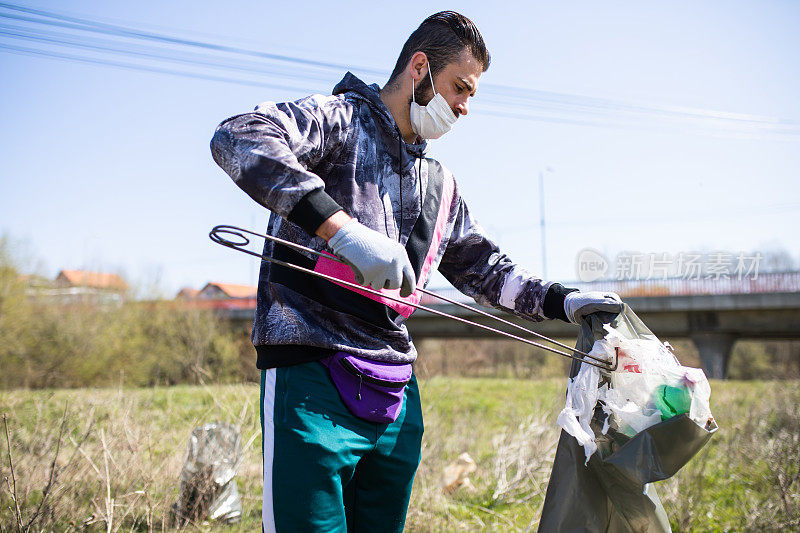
[333,72,427,161]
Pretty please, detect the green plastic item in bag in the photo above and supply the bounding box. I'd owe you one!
[654,384,692,420]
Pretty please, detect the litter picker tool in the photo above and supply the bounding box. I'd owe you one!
[209,224,618,371]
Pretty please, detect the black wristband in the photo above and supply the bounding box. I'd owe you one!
[543,283,579,322]
[287,188,344,236]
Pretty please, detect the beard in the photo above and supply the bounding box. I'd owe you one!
[410,74,435,106]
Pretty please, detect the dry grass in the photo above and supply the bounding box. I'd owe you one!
[1,378,798,532]
[0,384,262,532]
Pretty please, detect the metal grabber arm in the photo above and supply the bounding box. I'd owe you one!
[209,224,618,372]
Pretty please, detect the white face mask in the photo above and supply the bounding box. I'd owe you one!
[409,64,457,140]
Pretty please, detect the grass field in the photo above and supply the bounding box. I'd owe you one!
[1,377,798,532]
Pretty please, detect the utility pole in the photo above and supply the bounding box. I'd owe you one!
[539,168,553,280]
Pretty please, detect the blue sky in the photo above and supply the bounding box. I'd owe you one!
[1,1,798,295]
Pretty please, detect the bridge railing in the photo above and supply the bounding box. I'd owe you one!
[186,272,800,310]
[569,271,800,297]
[420,271,800,305]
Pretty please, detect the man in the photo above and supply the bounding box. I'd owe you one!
[210,11,622,532]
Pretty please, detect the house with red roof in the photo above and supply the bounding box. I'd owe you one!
[38,269,130,305]
[175,287,201,300]
[55,270,129,292]
[197,282,257,300]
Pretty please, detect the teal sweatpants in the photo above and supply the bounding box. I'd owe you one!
[260,359,424,532]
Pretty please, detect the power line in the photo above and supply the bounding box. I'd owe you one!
[0,23,337,85]
[0,24,667,129]
[0,2,386,76]
[1,2,798,138]
[5,35,758,138]
[0,43,322,94]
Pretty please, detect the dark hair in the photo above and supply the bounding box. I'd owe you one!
[387,11,490,87]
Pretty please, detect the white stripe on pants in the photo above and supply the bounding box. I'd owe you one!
[262,368,276,533]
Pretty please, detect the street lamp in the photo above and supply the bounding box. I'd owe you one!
[539,167,554,280]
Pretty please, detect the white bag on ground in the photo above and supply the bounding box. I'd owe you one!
[172,422,243,525]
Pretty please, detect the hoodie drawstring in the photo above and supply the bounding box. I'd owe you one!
[398,136,424,243]
[398,136,403,243]
[418,156,423,211]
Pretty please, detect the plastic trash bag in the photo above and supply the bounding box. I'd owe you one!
[558,310,716,460]
[539,305,718,533]
[172,422,242,525]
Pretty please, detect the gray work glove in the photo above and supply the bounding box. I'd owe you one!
[327,219,416,297]
[563,290,623,324]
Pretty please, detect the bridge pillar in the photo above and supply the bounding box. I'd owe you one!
[690,333,736,379]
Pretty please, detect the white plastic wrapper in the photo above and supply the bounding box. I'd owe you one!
[556,362,602,464]
[558,320,715,464]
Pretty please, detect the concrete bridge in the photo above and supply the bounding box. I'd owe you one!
[405,291,800,379]
[216,272,800,379]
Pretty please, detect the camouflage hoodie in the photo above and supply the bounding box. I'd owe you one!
[210,72,573,368]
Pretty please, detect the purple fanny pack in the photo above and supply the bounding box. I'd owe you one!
[321,351,412,424]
